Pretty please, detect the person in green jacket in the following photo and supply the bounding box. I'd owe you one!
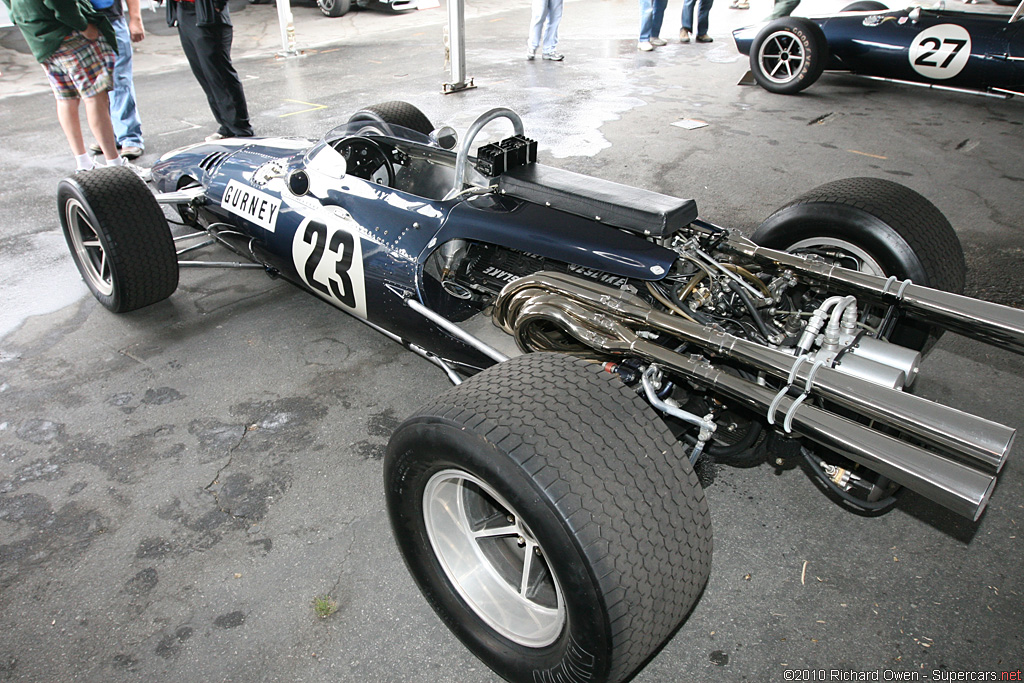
[2,0,144,173]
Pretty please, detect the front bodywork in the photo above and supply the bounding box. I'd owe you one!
[360,0,417,11]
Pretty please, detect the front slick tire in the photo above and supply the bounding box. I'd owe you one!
[750,17,827,94]
[384,353,712,683]
[58,166,178,313]
[318,0,350,17]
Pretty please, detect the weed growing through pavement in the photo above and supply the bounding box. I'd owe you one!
[313,595,339,619]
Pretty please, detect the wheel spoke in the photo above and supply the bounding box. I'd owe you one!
[473,524,519,539]
[519,540,537,597]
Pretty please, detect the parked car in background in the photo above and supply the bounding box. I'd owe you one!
[733,0,1024,96]
[248,0,417,19]
[317,0,417,18]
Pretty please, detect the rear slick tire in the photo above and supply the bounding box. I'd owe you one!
[841,1,887,10]
[348,101,434,136]
[751,176,966,352]
[384,353,712,683]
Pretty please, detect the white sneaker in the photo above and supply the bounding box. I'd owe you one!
[205,132,226,142]
[638,41,654,51]
[123,160,152,183]
[650,37,667,46]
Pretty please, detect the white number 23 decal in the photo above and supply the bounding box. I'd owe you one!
[291,212,368,319]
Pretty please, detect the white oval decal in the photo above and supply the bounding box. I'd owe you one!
[291,208,367,318]
[909,24,971,80]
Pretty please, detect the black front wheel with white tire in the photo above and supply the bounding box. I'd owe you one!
[749,17,828,94]
[318,0,350,17]
[384,353,712,683]
[58,166,178,313]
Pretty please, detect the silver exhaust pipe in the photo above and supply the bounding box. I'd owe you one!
[497,273,1015,474]
[494,273,1016,520]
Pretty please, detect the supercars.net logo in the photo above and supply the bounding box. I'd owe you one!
[782,669,1021,681]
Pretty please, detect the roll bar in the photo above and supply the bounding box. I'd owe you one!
[445,108,525,200]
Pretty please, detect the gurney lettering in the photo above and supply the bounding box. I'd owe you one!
[221,179,281,232]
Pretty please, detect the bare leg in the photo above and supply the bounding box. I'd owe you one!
[55,98,86,156]
[83,91,120,160]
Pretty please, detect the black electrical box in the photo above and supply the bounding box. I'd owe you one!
[474,135,538,177]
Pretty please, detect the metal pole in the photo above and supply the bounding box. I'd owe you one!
[442,0,475,93]
[275,0,301,58]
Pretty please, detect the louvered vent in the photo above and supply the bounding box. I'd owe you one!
[199,151,231,174]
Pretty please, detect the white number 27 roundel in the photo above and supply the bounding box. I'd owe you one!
[291,209,368,319]
[909,24,971,80]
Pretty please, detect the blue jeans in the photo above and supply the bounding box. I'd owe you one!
[681,0,713,36]
[528,0,563,53]
[109,16,144,149]
[639,0,668,42]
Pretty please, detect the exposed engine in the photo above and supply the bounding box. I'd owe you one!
[431,233,922,396]
[472,224,1013,521]
[427,241,627,304]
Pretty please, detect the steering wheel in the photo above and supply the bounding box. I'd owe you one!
[334,138,396,187]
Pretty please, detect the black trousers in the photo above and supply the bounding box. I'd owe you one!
[176,2,253,137]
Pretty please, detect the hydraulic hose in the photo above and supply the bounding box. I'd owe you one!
[728,280,774,342]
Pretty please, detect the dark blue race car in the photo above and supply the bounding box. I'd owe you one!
[733,0,1024,95]
[56,102,1024,683]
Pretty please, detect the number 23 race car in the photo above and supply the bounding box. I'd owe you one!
[733,0,1024,96]
[57,102,1024,683]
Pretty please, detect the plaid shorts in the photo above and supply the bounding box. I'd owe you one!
[42,32,115,100]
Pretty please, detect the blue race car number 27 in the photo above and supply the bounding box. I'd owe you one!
[291,209,368,319]
[909,24,971,80]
